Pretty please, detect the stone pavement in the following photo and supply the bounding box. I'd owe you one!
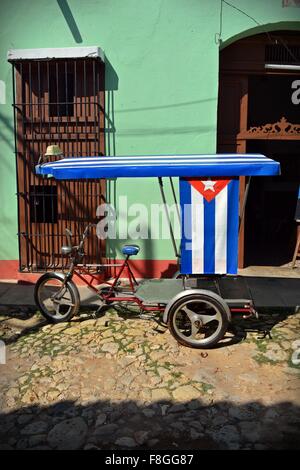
[0,303,300,450]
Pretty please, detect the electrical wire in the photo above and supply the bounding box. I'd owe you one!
[218,0,299,63]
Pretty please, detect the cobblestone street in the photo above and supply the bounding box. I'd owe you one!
[0,306,300,450]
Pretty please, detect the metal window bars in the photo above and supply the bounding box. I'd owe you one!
[11,58,106,272]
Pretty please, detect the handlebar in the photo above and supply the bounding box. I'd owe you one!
[65,228,73,248]
[79,223,97,249]
[65,223,97,251]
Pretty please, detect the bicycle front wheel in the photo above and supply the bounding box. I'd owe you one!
[34,273,80,323]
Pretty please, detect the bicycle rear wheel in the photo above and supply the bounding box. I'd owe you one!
[34,273,80,323]
[167,292,229,349]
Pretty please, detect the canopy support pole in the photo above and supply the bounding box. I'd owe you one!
[169,177,181,222]
[239,176,251,233]
[158,177,180,260]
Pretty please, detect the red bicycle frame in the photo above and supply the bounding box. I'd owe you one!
[73,256,165,313]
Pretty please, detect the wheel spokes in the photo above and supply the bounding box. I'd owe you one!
[182,305,199,322]
[41,282,74,317]
[51,286,67,301]
[174,299,223,344]
[199,311,221,325]
[190,320,200,338]
[181,306,203,338]
[54,301,63,316]
[53,299,74,316]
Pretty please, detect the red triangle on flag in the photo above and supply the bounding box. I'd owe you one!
[187,177,232,202]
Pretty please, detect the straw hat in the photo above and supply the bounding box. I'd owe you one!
[44,145,63,157]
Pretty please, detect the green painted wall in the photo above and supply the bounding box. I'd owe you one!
[0,0,299,262]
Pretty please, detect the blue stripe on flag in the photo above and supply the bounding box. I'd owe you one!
[226,178,239,274]
[179,178,192,274]
[204,198,215,274]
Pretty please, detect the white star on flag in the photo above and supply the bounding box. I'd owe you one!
[202,179,217,192]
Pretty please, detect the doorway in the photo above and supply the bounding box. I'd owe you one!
[217,30,300,268]
[245,140,299,266]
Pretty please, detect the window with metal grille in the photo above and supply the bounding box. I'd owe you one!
[29,185,58,223]
[265,44,300,64]
[49,70,75,117]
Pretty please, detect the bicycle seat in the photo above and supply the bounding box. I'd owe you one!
[121,245,140,256]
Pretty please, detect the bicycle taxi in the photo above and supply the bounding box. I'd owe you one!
[34,152,280,349]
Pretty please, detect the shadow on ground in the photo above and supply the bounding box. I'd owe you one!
[0,398,299,450]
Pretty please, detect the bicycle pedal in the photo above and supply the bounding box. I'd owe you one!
[257,330,272,340]
[114,286,123,292]
[139,312,159,321]
[93,303,106,316]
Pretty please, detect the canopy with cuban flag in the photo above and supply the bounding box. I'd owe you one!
[35,154,280,179]
[35,153,280,276]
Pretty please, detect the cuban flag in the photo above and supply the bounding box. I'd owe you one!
[179,177,240,275]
